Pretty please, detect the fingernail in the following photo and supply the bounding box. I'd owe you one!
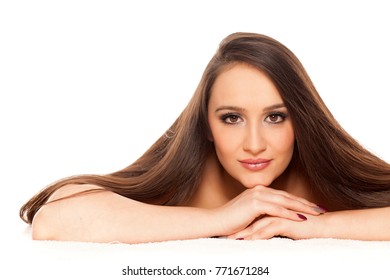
[313,205,328,214]
[236,238,244,240]
[297,213,307,220]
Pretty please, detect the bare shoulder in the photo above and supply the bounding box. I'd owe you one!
[47,183,105,203]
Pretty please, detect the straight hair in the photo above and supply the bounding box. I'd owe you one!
[20,32,390,224]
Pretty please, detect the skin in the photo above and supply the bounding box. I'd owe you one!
[190,62,324,236]
[208,62,295,189]
[31,63,390,243]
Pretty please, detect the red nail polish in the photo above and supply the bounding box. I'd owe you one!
[236,238,244,240]
[297,213,307,220]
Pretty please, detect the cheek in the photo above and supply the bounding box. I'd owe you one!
[268,126,295,156]
[208,120,242,160]
[211,128,240,157]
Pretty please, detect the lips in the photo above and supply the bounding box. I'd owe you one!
[238,158,272,171]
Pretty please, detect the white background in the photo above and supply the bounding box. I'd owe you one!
[1,0,390,278]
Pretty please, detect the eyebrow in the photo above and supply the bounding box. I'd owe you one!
[215,103,286,113]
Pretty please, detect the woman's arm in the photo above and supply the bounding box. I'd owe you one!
[227,207,390,241]
[32,184,221,244]
[32,185,321,244]
[320,207,390,241]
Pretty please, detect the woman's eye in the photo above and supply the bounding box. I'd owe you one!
[265,113,286,124]
[222,114,242,124]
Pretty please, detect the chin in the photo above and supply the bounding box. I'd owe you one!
[241,178,274,189]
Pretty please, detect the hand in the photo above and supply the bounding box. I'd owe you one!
[213,185,325,236]
[227,213,328,240]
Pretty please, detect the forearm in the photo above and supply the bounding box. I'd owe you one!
[33,190,223,244]
[122,204,222,243]
[322,207,390,241]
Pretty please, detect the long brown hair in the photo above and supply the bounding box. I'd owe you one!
[20,32,390,224]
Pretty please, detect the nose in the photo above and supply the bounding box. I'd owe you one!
[243,124,266,155]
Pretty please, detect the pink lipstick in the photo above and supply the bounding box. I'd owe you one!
[239,158,272,171]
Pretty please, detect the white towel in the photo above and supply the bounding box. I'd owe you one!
[5,225,390,280]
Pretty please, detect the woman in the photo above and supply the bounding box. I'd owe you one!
[20,32,390,243]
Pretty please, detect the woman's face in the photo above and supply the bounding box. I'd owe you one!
[208,63,295,188]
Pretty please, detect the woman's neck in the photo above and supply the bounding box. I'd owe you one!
[271,163,325,206]
[187,152,325,209]
[186,152,245,209]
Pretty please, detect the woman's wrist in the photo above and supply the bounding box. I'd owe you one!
[316,212,338,238]
[208,207,229,237]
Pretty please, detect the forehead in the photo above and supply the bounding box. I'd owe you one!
[209,63,283,108]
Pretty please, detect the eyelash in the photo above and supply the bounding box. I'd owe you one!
[220,113,242,125]
[220,111,288,125]
[265,111,288,124]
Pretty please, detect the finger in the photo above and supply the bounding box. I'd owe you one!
[247,226,282,240]
[266,194,321,216]
[252,186,324,216]
[252,201,309,222]
[228,218,279,240]
[272,190,317,207]
[255,185,317,207]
